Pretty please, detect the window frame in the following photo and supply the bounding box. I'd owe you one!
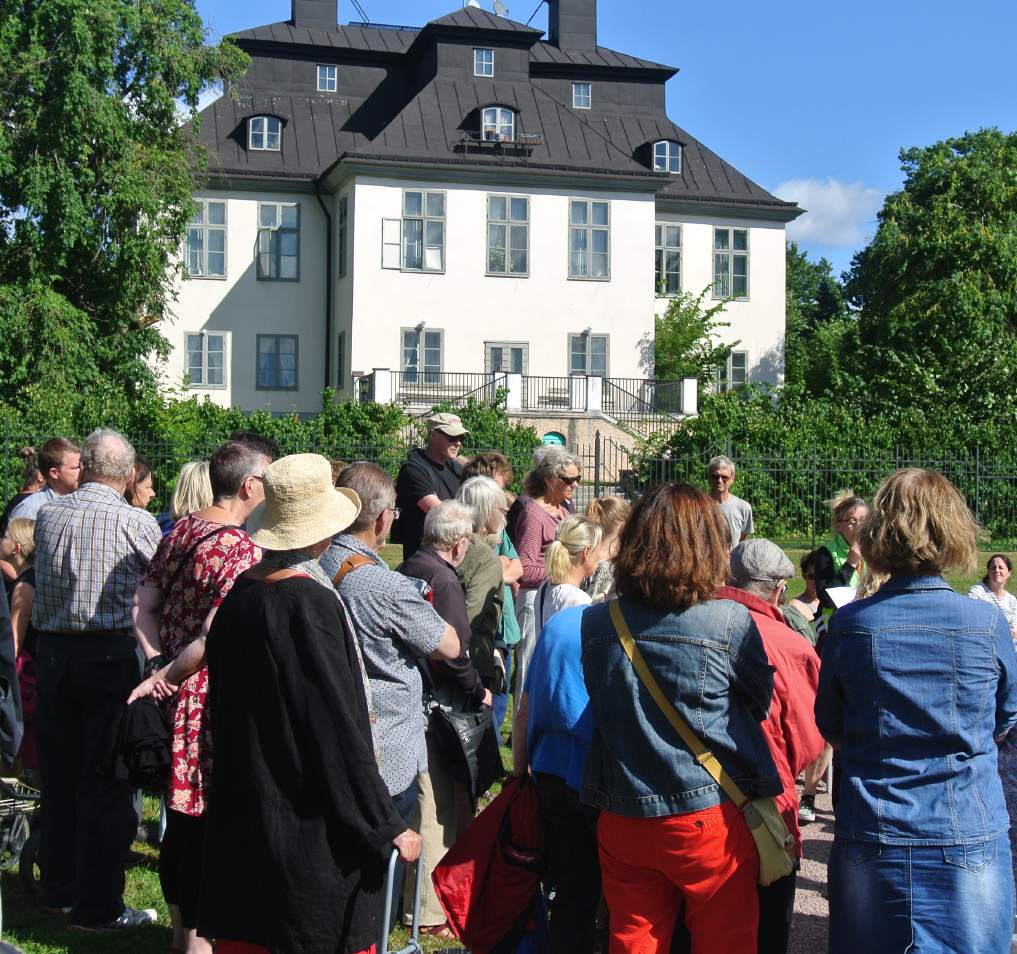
[716,350,748,392]
[317,64,338,92]
[654,222,682,297]
[485,341,529,375]
[248,115,282,151]
[486,194,530,278]
[568,332,610,377]
[256,334,300,391]
[653,140,682,174]
[572,82,592,109]
[184,330,228,389]
[256,202,301,282]
[393,190,446,273]
[474,47,494,77]
[185,199,227,280]
[568,198,611,281]
[481,106,515,142]
[712,227,750,300]
[401,327,444,383]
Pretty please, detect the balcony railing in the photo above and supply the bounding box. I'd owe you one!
[603,378,685,422]
[522,376,588,413]
[391,371,505,409]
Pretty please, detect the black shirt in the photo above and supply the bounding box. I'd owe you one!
[393,448,464,559]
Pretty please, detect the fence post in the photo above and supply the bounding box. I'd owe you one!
[811,444,818,551]
[372,368,392,404]
[594,431,602,499]
[975,445,981,526]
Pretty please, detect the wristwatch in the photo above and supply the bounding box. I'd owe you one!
[144,654,166,678]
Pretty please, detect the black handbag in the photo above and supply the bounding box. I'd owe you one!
[429,701,505,800]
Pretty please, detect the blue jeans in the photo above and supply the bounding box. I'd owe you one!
[829,834,1014,953]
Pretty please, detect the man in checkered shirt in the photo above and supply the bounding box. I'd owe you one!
[32,428,162,932]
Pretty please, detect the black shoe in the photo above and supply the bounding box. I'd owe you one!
[69,906,158,931]
[798,794,816,824]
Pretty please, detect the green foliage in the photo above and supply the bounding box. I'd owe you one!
[644,286,736,391]
[843,128,1017,415]
[0,0,248,419]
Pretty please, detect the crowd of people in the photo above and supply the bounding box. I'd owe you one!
[1,420,1016,954]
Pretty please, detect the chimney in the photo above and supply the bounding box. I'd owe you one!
[291,0,338,30]
[548,0,597,50]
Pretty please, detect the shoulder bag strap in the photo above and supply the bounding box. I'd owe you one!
[165,525,240,593]
[607,599,750,810]
[331,553,375,588]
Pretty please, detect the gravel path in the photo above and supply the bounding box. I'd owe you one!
[791,792,833,954]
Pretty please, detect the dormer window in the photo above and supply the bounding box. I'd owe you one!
[474,48,494,77]
[482,107,515,143]
[249,116,282,151]
[653,140,681,174]
[572,82,592,109]
[317,65,337,92]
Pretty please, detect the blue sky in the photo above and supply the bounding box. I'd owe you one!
[196,0,1017,277]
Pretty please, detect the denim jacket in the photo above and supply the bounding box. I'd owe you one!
[580,596,780,818]
[815,575,1017,846]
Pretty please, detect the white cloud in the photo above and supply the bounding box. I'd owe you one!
[773,177,884,247]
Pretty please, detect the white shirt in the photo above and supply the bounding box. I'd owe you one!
[967,582,1017,636]
[536,581,591,629]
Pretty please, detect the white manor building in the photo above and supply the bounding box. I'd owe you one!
[169,0,801,419]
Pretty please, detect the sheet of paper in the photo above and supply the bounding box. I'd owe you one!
[826,586,856,609]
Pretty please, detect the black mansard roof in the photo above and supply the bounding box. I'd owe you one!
[205,10,800,219]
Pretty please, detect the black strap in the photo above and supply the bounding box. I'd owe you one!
[164,525,239,594]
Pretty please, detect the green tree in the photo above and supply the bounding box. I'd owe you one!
[643,286,737,392]
[0,0,248,423]
[843,128,1017,415]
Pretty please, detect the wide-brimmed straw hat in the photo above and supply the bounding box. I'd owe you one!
[248,453,361,551]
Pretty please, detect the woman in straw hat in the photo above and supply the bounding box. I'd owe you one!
[196,454,421,954]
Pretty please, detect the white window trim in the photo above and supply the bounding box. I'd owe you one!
[481,106,515,142]
[474,48,494,77]
[256,334,300,391]
[572,82,592,109]
[654,222,682,297]
[386,190,446,273]
[485,341,529,375]
[185,199,227,280]
[712,227,750,301]
[568,332,610,377]
[568,198,611,281]
[248,116,282,151]
[184,331,229,390]
[257,202,301,282]
[317,64,338,92]
[653,140,682,174]
[715,350,749,392]
[401,327,445,379]
[486,194,529,278]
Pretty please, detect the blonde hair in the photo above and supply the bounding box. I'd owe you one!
[827,489,868,527]
[585,495,630,538]
[856,568,889,599]
[860,468,979,576]
[545,515,602,585]
[5,518,35,561]
[171,461,213,520]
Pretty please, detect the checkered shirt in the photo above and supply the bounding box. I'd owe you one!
[32,481,162,635]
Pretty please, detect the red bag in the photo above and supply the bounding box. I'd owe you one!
[432,774,544,953]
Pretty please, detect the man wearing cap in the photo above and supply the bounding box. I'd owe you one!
[393,413,468,559]
[717,539,823,954]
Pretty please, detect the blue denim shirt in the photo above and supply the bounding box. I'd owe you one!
[580,596,780,818]
[815,575,1017,846]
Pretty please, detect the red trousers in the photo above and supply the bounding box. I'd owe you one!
[217,945,376,954]
[597,800,759,954]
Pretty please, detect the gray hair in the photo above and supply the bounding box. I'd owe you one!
[457,476,507,534]
[708,455,736,476]
[524,446,581,497]
[337,462,396,533]
[422,500,475,551]
[81,428,135,482]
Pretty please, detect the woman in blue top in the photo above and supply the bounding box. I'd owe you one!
[816,468,1017,954]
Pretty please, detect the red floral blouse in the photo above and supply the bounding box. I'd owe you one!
[143,515,261,816]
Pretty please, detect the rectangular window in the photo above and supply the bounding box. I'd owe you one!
[487,195,529,276]
[654,223,681,296]
[401,328,443,383]
[474,48,494,77]
[568,333,609,377]
[716,350,748,392]
[485,341,528,375]
[249,116,281,151]
[572,82,592,109]
[185,331,227,388]
[713,227,749,299]
[398,190,445,272]
[185,200,226,278]
[569,199,610,279]
[257,202,300,281]
[256,334,299,390]
[317,64,337,92]
[337,195,348,278]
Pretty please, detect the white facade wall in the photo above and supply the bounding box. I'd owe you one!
[345,176,657,382]
[653,212,787,386]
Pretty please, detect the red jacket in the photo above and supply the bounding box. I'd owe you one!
[716,586,824,856]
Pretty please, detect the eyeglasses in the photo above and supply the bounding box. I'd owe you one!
[709,473,732,483]
[386,507,401,519]
[558,474,581,486]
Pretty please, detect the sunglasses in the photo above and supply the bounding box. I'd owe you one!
[558,474,581,486]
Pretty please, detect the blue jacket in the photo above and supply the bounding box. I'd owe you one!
[580,596,780,818]
[815,575,1017,845]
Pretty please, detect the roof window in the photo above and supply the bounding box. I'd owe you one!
[653,140,681,174]
[482,107,515,142]
[249,116,282,152]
